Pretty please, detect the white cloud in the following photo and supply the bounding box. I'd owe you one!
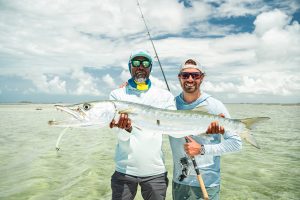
[47,76,67,94]
[143,0,185,33]
[238,73,300,95]
[102,74,116,88]
[120,70,131,82]
[204,81,236,93]
[254,9,290,36]
[23,74,66,94]
[254,10,300,71]
[71,70,101,96]
[150,75,169,90]
[204,72,300,95]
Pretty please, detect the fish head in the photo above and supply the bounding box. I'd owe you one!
[49,101,116,128]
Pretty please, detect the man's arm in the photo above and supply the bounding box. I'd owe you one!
[203,102,242,156]
[185,105,242,157]
[184,129,242,157]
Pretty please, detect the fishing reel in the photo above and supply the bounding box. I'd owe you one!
[178,156,189,182]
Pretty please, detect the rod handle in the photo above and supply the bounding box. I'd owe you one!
[185,136,209,199]
[197,174,209,200]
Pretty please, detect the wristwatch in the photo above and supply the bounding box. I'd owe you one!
[200,144,205,155]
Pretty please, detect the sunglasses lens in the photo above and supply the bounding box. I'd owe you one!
[132,60,141,67]
[193,73,201,79]
[182,73,190,79]
[142,61,150,68]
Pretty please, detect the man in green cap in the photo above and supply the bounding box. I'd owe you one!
[109,50,176,200]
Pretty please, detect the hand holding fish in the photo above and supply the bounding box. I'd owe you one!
[109,113,132,133]
[206,113,225,134]
[184,136,203,157]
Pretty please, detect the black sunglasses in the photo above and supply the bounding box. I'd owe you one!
[178,72,203,80]
[131,59,151,68]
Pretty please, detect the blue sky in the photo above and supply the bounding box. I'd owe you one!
[0,0,299,103]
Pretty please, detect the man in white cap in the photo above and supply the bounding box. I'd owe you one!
[169,59,242,200]
[109,50,176,200]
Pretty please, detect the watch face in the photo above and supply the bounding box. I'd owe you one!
[201,145,205,155]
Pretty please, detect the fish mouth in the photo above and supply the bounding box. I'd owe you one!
[55,105,85,119]
[48,104,87,126]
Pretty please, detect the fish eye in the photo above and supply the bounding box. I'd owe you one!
[83,103,91,111]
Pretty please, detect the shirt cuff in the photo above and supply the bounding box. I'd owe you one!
[114,128,131,141]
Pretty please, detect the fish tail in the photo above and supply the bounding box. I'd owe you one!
[240,129,260,149]
[239,117,270,149]
[240,117,270,130]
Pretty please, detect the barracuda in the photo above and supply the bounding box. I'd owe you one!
[49,100,269,149]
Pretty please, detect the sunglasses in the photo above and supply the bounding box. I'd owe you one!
[131,59,151,68]
[178,72,203,80]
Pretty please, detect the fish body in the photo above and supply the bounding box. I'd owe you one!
[49,100,269,148]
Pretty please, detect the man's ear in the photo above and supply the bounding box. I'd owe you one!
[199,76,204,84]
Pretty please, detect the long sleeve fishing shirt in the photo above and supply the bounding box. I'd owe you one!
[109,84,176,177]
[169,92,242,187]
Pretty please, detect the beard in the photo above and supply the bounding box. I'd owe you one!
[133,70,149,83]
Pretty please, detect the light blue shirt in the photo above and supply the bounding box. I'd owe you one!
[109,84,176,177]
[169,92,242,187]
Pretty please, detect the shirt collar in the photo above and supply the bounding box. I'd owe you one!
[176,92,211,110]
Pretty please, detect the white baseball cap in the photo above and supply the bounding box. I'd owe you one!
[179,58,204,73]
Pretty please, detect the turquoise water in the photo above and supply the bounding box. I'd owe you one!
[0,104,299,200]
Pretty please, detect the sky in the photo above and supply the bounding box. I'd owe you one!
[0,0,299,103]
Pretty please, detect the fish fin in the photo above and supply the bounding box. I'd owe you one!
[157,120,160,126]
[240,117,270,130]
[118,108,135,114]
[195,132,208,136]
[240,130,261,149]
[192,106,209,113]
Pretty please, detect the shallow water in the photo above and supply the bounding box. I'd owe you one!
[0,103,299,200]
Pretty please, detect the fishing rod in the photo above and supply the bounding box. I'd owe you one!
[137,1,207,198]
[185,137,209,200]
[136,0,170,91]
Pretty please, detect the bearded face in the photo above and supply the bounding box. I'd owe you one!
[130,56,151,83]
[132,68,149,83]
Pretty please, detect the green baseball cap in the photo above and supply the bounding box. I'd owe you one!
[130,50,153,62]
